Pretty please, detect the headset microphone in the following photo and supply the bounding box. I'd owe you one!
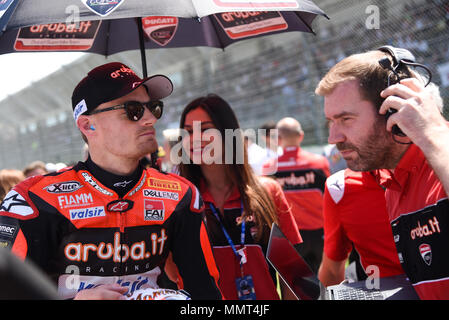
[378,45,432,137]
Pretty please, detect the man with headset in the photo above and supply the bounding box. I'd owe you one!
[315,46,449,299]
[0,62,222,300]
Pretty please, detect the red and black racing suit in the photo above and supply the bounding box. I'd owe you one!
[0,159,221,299]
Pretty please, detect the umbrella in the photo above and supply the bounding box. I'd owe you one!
[0,0,328,76]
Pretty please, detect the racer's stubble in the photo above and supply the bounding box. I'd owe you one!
[336,117,402,171]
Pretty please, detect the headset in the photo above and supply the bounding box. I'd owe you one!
[377,45,432,137]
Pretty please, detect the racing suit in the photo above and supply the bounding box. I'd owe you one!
[0,159,222,299]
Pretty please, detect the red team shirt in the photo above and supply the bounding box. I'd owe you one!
[263,146,330,230]
[375,144,449,300]
[324,169,403,278]
[199,176,302,299]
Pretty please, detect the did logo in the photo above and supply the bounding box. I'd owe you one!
[81,0,124,17]
[419,243,432,266]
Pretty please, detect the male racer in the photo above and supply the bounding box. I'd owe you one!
[0,62,221,300]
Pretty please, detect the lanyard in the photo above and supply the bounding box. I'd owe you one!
[209,201,245,264]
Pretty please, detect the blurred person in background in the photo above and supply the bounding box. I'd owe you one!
[178,94,302,300]
[243,133,269,176]
[263,117,330,273]
[259,120,282,158]
[0,169,25,201]
[23,161,48,178]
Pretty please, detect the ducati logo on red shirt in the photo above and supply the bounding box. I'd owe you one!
[419,243,432,266]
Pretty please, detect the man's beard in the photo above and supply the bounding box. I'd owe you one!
[336,121,399,171]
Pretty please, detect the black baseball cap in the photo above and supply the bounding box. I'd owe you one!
[72,62,173,122]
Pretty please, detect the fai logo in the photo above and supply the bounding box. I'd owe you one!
[45,181,83,194]
[141,16,178,46]
[81,0,124,17]
[419,243,432,266]
[144,199,165,221]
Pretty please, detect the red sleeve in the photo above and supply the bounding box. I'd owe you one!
[323,185,352,261]
[262,177,302,245]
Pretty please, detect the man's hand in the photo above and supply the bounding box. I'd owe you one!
[318,253,347,287]
[379,78,447,148]
[380,78,449,198]
[73,283,128,300]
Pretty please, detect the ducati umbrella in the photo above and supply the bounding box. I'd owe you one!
[0,0,328,76]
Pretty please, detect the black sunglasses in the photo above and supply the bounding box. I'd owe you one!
[89,100,164,121]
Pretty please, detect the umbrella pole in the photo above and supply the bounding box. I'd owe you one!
[136,18,157,169]
[136,18,148,77]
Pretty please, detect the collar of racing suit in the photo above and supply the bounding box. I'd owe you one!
[84,156,144,198]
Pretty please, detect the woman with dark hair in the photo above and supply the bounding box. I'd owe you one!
[178,94,302,300]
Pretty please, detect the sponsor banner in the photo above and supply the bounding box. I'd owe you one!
[58,269,161,299]
[69,206,105,220]
[58,193,94,209]
[45,181,84,194]
[141,16,178,46]
[147,178,181,191]
[81,172,114,196]
[143,189,179,201]
[0,223,17,239]
[144,199,165,221]
[73,100,88,122]
[274,168,327,192]
[391,198,449,284]
[81,0,124,17]
[126,288,190,300]
[210,0,299,9]
[63,229,167,263]
[14,21,101,51]
[214,11,288,40]
[0,0,15,20]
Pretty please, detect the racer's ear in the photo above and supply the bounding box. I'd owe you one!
[77,115,95,138]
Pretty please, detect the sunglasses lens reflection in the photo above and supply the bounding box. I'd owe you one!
[124,101,163,121]
[126,102,145,121]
